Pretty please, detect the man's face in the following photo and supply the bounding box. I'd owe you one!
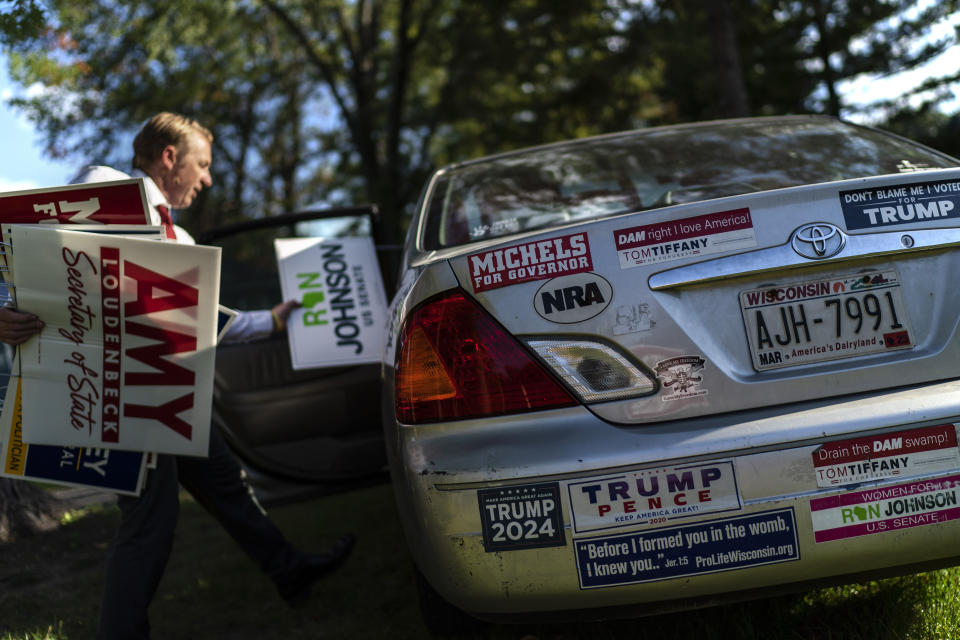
[161,131,213,208]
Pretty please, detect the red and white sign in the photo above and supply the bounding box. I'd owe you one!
[810,474,960,543]
[467,232,592,292]
[12,225,220,456]
[812,424,960,488]
[614,208,756,269]
[567,461,741,533]
[0,180,150,227]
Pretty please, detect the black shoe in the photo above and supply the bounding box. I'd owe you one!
[275,533,356,606]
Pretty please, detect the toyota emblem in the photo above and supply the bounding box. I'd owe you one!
[790,223,846,259]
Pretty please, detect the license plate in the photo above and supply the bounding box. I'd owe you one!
[740,270,914,371]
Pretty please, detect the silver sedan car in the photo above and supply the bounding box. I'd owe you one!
[382,116,960,628]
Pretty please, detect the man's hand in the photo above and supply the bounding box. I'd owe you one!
[270,299,302,333]
[0,308,44,345]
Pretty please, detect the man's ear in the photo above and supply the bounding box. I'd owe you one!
[160,144,178,170]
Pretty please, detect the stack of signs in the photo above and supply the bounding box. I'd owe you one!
[0,179,152,246]
[0,181,219,495]
[275,237,388,369]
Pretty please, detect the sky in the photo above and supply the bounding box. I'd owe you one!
[0,8,958,194]
[0,63,78,192]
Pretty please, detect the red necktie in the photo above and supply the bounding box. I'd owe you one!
[157,204,177,240]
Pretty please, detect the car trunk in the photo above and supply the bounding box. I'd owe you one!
[442,168,960,425]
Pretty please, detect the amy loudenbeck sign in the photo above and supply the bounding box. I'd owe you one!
[12,225,221,457]
[275,237,388,369]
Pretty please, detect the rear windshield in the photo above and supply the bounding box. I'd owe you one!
[422,118,957,250]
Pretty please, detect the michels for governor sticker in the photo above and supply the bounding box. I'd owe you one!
[614,208,756,269]
[468,232,592,293]
[477,482,565,552]
[812,424,960,488]
[840,178,960,230]
[810,475,960,543]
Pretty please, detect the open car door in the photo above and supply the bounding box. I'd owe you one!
[199,206,394,503]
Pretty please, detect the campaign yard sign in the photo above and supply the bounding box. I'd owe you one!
[11,225,221,456]
[1,378,146,494]
[0,180,154,283]
[275,237,388,368]
[0,179,151,243]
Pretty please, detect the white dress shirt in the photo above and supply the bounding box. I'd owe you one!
[71,165,273,343]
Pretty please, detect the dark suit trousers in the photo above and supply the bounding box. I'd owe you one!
[96,428,302,639]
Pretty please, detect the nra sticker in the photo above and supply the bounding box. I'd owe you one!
[468,232,592,293]
[614,208,755,269]
[567,461,741,534]
[812,424,960,488]
[810,474,960,543]
[655,355,707,401]
[478,482,565,552]
[534,273,612,324]
[840,178,960,230]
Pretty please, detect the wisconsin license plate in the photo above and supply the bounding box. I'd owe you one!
[740,270,914,371]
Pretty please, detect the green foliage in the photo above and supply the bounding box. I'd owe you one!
[1,0,958,245]
[764,0,959,116]
[0,0,44,45]
[0,623,66,640]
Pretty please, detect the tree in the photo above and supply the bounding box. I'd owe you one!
[704,0,750,117]
[4,0,668,246]
[0,0,44,44]
[5,0,956,243]
[768,0,959,117]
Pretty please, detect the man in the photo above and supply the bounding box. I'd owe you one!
[0,113,354,639]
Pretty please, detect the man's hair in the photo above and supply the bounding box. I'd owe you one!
[132,112,213,170]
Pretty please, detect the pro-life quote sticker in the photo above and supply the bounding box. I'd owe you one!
[477,482,565,552]
[614,208,755,269]
[812,424,960,488]
[574,508,798,589]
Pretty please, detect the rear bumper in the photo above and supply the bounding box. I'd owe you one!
[387,385,960,619]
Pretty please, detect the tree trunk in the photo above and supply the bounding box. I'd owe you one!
[704,0,750,118]
[811,0,842,115]
[0,478,66,542]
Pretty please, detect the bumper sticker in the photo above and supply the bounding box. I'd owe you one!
[810,474,960,543]
[614,208,755,269]
[477,482,566,552]
[568,461,740,534]
[574,508,798,588]
[840,178,960,230]
[812,424,960,488]
[468,232,592,293]
[655,355,708,401]
[533,272,612,324]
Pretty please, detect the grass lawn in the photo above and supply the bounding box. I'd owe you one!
[1,482,959,639]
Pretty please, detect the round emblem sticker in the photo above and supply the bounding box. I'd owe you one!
[534,273,613,324]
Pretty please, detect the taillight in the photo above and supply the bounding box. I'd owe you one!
[395,290,576,424]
